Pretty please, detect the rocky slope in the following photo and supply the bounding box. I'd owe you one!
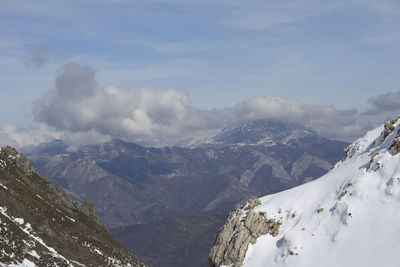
[209,117,400,267]
[26,119,348,267]
[0,146,147,267]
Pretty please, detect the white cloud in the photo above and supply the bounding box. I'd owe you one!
[233,96,364,141]
[31,63,225,146]
[0,63,373,149]
[0,124,61,148]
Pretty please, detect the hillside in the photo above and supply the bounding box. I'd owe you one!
[209,117,400,267]
[0,146,147,267]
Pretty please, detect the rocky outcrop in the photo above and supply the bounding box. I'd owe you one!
[209,199,281,267]
[383,118,397,139]
[74,198,103,225]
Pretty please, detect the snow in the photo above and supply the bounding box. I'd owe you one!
[238,117,400,267]
[66,215,76,222]
[180,134,215,147]
[82,241,104,256]
[28,250,40,259]
[0,206,75,266]
[14,218,24,225]
[0,159,6,168]
[6,259,36,267]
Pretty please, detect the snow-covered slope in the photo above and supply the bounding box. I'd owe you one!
[209,117,400,267]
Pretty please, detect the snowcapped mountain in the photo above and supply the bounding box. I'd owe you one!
[0,146,147,267]
[178,120,317,147]
[213,120,316,146]
[209,117,400,267]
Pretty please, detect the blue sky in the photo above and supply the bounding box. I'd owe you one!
[1,0,400,146]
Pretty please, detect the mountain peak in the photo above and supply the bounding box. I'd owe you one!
[213,119,316,145]
[0,145,35,176]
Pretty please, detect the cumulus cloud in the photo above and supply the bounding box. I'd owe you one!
[0,124,111,151]
[362,90,400,115]
[1,63,371,148]
[232,96,364,141]
[32,63,225,146]
[0,124,61,149]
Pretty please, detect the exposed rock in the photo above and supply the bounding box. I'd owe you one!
[389,137,400,156]
[0,146,35,176]
[50,184,75,210]
[209,199,281,267]
[343,146,351,158]
[343,144,360,160]
[74,198,103,225]
[367,152,380,171]
[243,198,261,211]
[383,119,397,139]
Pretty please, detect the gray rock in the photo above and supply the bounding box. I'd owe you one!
[209,199,281,267]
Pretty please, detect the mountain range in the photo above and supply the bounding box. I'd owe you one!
[25,119,349,266]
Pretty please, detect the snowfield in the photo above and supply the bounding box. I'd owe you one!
[239,118,400,267]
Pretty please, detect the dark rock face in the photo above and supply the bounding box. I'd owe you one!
[26,119,348,267]
[0,146,147,267]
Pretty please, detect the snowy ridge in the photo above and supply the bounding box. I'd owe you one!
[211,116,400,267]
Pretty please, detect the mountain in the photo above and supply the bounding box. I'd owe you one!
[0,146,147,267]
[26,119,349,267]
[209,117,400,267]
[206,120,316,145]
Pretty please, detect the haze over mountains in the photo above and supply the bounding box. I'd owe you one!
[26,119,348,266]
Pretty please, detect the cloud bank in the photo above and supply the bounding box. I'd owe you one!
[363,90,400,115]
[1,63,374,149]
[31,63,225,146]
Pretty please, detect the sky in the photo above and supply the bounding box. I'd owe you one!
[1,0,400,148]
